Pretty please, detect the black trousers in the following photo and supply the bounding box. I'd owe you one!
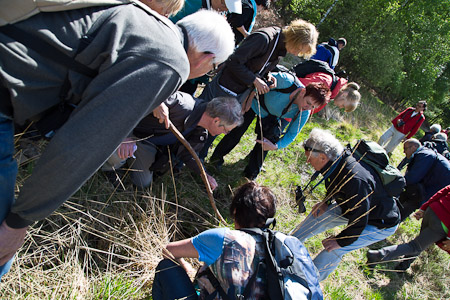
[399,184,424,222]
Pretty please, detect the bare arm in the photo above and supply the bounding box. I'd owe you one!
[164,238,199,275]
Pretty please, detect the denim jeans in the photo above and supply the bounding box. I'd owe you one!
[291,202,398,281]
[152,259,198,300]
[0,113,18,279]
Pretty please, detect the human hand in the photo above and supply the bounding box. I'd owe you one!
[266,73,277,89]
[413,210,424,220]
[322,237,340,252]
[253,77,270,94]
[117,138,137,159]
[206,173,218,191]
[0,221,28,265]
[256,138,278,151]
[152,103,170,129]
[178,258,197,278]
[311,201,328,217]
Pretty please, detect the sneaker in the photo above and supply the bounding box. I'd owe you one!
[366,250,383,268]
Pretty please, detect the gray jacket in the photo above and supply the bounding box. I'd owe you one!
[0,4,189,227]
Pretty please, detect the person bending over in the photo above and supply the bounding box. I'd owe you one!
[291,129,400,281]
[198,18,319,159]
[152,181,276,299]
[0,8,234,278]
[103,93,243,190]
[209,71,330,180]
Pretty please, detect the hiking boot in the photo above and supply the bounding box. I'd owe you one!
[366,250,383,268]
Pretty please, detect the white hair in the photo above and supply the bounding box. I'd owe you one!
[177,10,235,64]
[430,124,441,133]
[304,128,344,161]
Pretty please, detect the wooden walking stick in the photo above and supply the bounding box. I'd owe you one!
[168,121,227,225]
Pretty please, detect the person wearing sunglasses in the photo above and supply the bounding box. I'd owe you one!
[290,128,400,281]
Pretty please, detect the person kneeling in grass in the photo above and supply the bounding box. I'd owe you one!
[367,185,450,271]
[152,181,276,299]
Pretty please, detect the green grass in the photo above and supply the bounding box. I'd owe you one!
[3,86,449,299]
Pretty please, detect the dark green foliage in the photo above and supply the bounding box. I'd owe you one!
[273,0,450,126]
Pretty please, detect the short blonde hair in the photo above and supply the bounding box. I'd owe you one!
[162,0,185,16]
[282,19,318,58]
[141,0,184,17]
[339,82,361,112]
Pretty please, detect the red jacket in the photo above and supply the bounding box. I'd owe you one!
[420,185,450,253]
[391,107,425,139]
[298,72,348,114]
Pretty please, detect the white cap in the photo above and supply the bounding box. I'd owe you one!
[225,0,242,14]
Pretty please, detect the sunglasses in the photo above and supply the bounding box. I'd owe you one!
[304,145,323,153]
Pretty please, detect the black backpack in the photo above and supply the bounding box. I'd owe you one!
[292,59,339,91]
[349,139,406,197]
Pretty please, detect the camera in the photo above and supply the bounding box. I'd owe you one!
[295,185,307,214]
[397,119,405,127]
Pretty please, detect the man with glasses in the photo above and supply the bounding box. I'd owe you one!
[378,101,427,154]
[103,92,243,190]
[397,138,450,221]
[291,128,400,281]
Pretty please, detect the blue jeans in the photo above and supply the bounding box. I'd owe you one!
[152,259,198,300]
[291,203,398,281]
[0,113,18,279]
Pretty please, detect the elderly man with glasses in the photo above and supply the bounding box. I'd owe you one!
[290,128,401,281]
[396,138,450,221]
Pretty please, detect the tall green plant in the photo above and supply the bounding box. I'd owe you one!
[274,0,450,124]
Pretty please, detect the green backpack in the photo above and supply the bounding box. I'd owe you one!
[349,139,406,197]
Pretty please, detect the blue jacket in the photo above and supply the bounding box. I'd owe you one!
[405,147,450,201]
[251,72,310,149]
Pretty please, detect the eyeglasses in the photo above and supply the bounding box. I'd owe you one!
[219,124,232,134]
[206,62,218,77]
[204,51,218,77]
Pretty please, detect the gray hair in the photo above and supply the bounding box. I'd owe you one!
[206,97,243,127]
[177,10,235,64]
[430,124,441,133]
[304,128,344,160]
[404,138,421,149]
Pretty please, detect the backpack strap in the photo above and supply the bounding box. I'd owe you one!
[197,268,233,300]
[259,75,301,119]
[330,74,339,91]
